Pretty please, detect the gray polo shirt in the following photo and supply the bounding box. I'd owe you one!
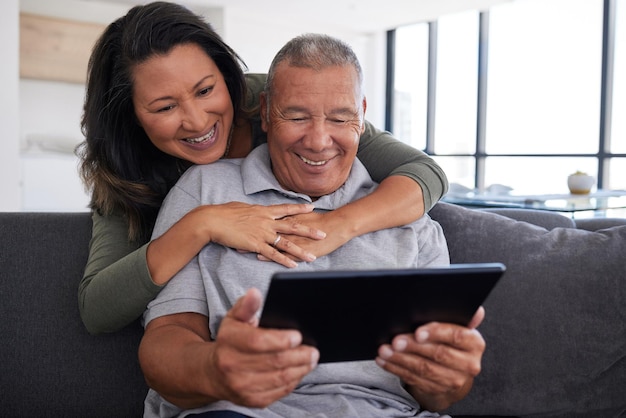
[144,144,450,418]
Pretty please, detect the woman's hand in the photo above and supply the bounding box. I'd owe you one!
[265,210,352,260]
[261,176,425,261]
[194,202,326,268]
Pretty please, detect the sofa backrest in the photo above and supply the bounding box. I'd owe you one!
[0,212,147,417]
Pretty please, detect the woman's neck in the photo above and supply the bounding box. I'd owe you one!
[227,119,253,158]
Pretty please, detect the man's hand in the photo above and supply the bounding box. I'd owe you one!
[375,307,486,412]
[208,288,320,408]
[139,289,319,409]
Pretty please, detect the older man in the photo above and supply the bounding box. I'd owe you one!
[139,33,485,418]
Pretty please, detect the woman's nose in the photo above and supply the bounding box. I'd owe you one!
[180,102,206,132]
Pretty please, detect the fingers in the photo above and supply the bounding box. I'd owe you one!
[227,288,263,325]
[375,322,485,390]
[267,204,326,241]
[257,234,319,267]
[222,289,305,354]
[467,306,485,329]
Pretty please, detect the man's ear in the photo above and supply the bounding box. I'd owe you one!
[360,97,367,133]
[260,91,269,132]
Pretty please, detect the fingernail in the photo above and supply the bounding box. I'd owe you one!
[311,349,320,367]
[289,333,302,348]
[417,330,429,343]
[305,253,317,262]
[393,338,408,352]
[375,357,386,367]
[316,231,326,238]
[379,345,393,359]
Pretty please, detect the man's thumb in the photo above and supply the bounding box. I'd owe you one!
[230,288,262,325]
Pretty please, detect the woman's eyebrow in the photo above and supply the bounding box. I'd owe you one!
[147,74,217,106]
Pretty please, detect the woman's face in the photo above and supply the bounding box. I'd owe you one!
[132,43,234,165]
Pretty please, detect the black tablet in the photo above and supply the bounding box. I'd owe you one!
[259,263,505,363]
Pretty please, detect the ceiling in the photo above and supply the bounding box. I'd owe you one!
[23,0,512,33]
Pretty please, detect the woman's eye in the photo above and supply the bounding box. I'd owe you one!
[156,105,175,113]
[198,86,214,96]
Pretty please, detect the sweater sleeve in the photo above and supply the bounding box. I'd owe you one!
[356,121,449,212]
[78,211,164,335]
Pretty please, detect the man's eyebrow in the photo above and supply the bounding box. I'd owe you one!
[280,106,309,114]
[280,106,358,116]
[147,75,216,106]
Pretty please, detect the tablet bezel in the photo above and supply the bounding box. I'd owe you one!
[259,263,505,363]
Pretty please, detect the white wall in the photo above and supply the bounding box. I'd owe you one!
[19,80,90,211]
[1,0,21,211]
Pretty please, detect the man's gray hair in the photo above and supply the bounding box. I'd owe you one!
[265,33,364,104]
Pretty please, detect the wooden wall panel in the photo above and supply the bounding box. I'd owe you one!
[20,13,105,84]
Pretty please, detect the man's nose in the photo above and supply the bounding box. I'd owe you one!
[303,119,333,151]
[180,102,206,132]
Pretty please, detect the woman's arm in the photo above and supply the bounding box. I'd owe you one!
[79,203,324,335]
[78,211,162,335]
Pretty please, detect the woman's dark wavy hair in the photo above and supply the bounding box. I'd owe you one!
[77,1,247,241]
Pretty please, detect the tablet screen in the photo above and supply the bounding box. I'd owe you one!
[259,263,505,363]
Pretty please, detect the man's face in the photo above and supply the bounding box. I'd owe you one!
[260,63,366,198]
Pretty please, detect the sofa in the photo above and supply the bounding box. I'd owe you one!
[1,202,625,418]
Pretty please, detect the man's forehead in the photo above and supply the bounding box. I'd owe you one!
[272,66,361,106]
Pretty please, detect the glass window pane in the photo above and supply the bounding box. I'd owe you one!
[486,0,603,155]
[484,157,598,195]
[393,23,429,150]
[608,157,626,189]
[434,156,476,190]
[435,11,479,154]
[612,0,626,153]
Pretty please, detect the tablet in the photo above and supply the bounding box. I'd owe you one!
[259,263,505,363]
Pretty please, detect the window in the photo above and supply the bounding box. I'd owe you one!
[392,23,429,151]
[389,0,622,196]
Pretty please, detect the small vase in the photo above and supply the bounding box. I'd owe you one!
[567,172,595,194]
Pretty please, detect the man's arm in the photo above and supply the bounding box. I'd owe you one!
[139,289,320,409]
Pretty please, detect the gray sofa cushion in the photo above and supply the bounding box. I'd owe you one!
[430,203,626,418]
[0,212,147,417]
[480,208,576,230]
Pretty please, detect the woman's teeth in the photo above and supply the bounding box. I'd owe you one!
[185,126,215,144]
[300,155,327,166]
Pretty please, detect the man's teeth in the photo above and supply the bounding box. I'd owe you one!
[185,127,215,144]
[300,155,327,166]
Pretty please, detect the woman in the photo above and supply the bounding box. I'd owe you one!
[77,1,448,335]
